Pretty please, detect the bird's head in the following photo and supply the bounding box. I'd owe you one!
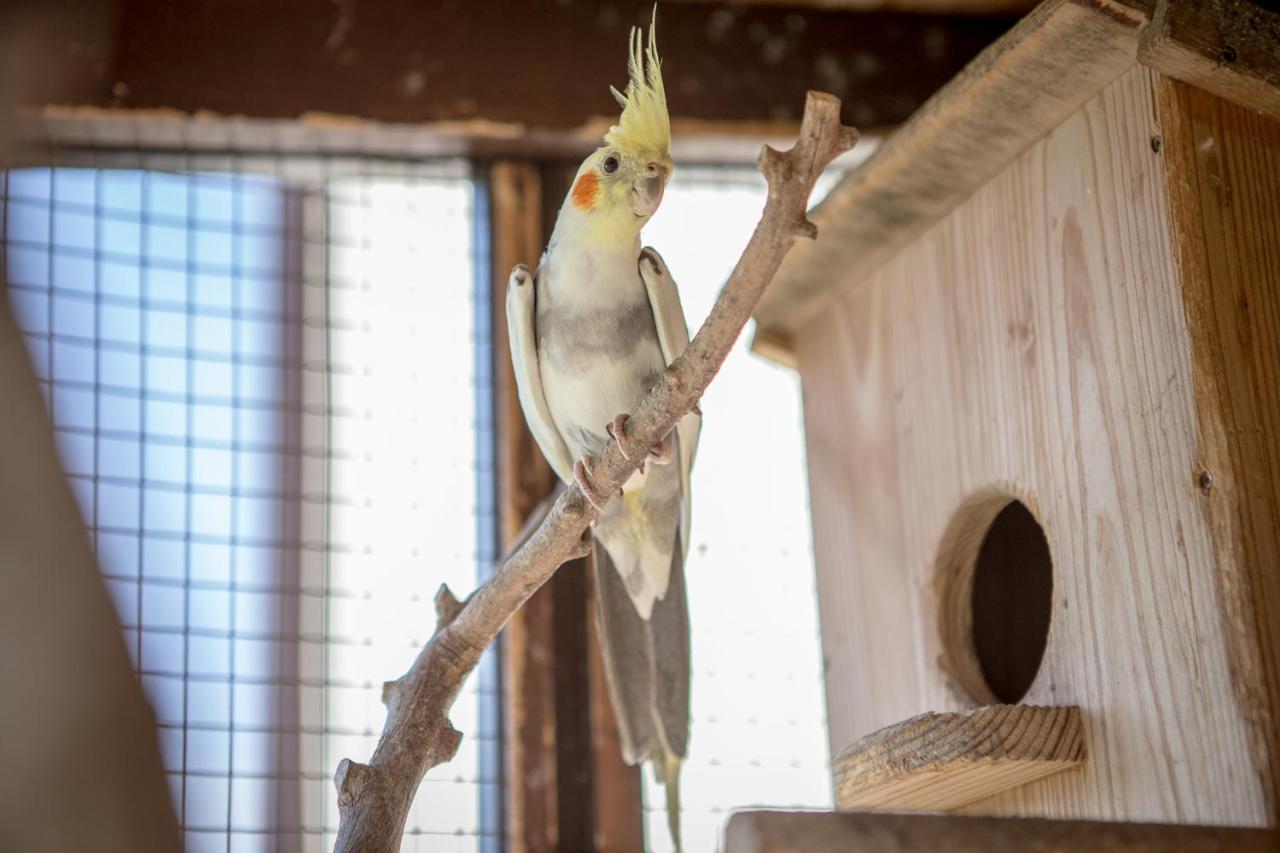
[564,12,673,245]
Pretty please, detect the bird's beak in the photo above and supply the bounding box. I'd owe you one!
[631,161,669,218]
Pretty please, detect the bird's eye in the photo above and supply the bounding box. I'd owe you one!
[602,155,620,175]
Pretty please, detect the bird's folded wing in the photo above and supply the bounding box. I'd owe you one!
[506,265,574,484]
[639,247,701,557]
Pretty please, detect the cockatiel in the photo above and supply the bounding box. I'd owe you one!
[505,12,698,850]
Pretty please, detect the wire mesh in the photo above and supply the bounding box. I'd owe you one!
[2,139,500,853]
[637,165,835,853]
[3,121,841,853]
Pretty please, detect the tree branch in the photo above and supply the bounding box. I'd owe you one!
[331,91,858,853]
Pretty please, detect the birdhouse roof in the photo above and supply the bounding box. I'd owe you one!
[750,0,1278,365]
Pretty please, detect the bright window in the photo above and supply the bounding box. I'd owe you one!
[306,173,499,852]
[3,156,835,853]
[640,167,833,852]
[2,161,498,853]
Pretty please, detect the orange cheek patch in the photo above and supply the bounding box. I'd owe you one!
[571,172,599,210]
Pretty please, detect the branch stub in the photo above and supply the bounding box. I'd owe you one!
[335,759,370,807]
[434,584,464,629]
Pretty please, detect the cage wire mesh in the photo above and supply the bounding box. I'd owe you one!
[1,121,501,853]
[3,116,837,853]
[638,165,834,853]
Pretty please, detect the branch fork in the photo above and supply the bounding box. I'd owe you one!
[331,91,857,853]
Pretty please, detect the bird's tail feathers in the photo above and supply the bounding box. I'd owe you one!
[658,749,683,852]
[592,537,689,851]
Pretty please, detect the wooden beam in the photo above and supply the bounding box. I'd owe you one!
[751,0,1152,356]
[19,0,1014,135]
[491,161,561,853]
[669,0,1038,16]
[834,705,1084,811]
[1156,75,1280,817]
[1141,0,1280,122]
[724,811,1280,853]
[534,162,600,853]
[0,0,115,110]
[490,161,644,852]
[750,328,799,370]
[0,265,183,853]
[534,158,646,853]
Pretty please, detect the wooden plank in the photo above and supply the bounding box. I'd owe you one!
[17,107,809,168]
[795,65,1270,823]
[834,705,1084,811]
[0,268,183,853]
[491,161,561,853]
[751,0,1152,355]
[17,0,1014,137]
[491,161,643,851]
[533,162,611,853]
[724,811,1280,853]
[550,550,595,852]
[1141,0,1280,122]
[751,328,800,370]
[670,0,1038,16]
[1156,76,1280,818]
[0,0,115,110]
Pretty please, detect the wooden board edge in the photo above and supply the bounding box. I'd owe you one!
[832,705,1084,812]
[1140,0,1280,123]
[1153,74,1280,820]
[838,757,1084,811]
[750,0,1152,355]
[491,161,562,853]
[16,105,819,166]
[723,811,1280,853]
[750,327,799,369]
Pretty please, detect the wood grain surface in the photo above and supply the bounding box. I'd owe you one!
[834,705,1084,811]
[1142,0,1280,122]
[752,0,1152,346]
[491,161,561,853]
[724,811,1280,853]
[490,161,645,851]
[796,65,1270,824]
[1157,76,1280,819]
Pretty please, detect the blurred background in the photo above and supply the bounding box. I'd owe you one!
[0,1,1027,851]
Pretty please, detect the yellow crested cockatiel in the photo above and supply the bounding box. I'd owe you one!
[505,11,697,850]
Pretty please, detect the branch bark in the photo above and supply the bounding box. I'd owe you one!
[331,91,859,853]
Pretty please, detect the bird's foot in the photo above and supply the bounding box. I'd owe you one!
[648,433,673,466]
[574,455,612,512]
[606,414,636,459]
[606,413,673,471]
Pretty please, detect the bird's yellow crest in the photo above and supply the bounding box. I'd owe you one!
[604,9,670,159]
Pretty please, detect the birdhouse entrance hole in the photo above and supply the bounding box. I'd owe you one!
[936,492,1053,705]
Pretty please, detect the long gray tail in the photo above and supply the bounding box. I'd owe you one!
[592,536,689,850]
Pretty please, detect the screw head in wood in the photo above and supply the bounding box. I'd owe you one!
[1198,471,1214,492]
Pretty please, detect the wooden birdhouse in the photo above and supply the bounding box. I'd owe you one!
[736,0,1280,846]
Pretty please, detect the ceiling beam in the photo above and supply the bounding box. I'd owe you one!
[668,0,1038,17]
[10,0,1017,136]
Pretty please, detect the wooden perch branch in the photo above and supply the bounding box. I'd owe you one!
[331,91,858,853]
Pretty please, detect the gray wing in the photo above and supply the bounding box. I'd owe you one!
[638,247,700,559]
[506,264,574,484]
